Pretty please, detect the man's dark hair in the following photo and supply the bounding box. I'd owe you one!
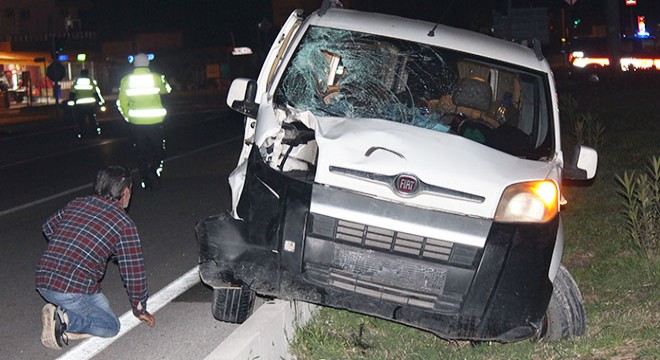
[94,166,132,200]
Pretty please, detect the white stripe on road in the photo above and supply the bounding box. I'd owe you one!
[1,139,116,169]
[1,136,241,357]
[0,136,240,218]
[56,266,201,360]
[0,183,92,218]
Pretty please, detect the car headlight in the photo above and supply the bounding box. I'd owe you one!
[494,180,559,223]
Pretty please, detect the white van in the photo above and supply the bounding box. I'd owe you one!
[197,3,598,342]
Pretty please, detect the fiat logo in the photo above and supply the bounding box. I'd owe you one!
[394,174,419,196]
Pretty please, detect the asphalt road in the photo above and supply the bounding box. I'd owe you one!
[0,97,253,360]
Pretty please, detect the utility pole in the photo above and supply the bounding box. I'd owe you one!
[605,0,621,74]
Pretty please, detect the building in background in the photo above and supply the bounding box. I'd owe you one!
[2,0,658,108]
[0,0,96,106]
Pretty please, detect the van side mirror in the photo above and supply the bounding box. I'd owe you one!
[226,78,259,118]
[563,145,598,180]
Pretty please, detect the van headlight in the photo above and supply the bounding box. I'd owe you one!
[494,180,559,223]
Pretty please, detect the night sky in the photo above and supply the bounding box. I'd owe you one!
[79,0,659,49]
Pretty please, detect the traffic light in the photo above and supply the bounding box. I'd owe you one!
[54,38,66,54]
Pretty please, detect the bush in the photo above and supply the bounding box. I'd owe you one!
[615,155,660,260]
[573,112,606,149]
[559,93,579,125]
[559,93,606,150]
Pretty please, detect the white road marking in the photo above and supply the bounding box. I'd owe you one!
[1,139,116,169]
[0,136,240,218]
[0,184,92,218]
[56,266,201,360]
[0,135,242,357]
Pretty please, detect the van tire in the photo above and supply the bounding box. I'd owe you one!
[539,265,586,341]
[211,285,255,324]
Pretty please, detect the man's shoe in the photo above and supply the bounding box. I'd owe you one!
[54,307,69,347]
[41,304,60,350]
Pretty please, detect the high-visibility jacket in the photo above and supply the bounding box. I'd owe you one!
[68,76,105,107]
[116,67,172,125]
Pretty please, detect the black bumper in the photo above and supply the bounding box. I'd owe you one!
[196,152,557,342]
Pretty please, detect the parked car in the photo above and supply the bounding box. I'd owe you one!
[196,2,598,343]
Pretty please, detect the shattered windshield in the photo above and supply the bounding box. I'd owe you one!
[274,26,554,159]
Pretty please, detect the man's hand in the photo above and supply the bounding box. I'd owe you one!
[138,311,155,327]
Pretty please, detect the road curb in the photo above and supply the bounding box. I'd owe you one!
[203,300,319,360]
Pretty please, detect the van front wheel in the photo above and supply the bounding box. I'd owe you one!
[538,265,586,342]
[211,285,255,324]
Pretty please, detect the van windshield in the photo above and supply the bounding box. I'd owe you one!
[274,26,554,160]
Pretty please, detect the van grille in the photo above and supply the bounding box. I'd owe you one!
[318,217,454,262]
[306,213,479,312]
[303,244,447,310]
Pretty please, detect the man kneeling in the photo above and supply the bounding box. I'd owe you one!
[35,166,155,349]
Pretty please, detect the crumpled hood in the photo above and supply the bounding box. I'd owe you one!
[313,116,555,219]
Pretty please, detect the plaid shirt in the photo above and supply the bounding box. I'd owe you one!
[36,195,149,316]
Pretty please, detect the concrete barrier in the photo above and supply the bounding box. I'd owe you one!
[204,300,319,360]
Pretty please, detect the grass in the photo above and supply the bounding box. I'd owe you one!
[289,75,660,360]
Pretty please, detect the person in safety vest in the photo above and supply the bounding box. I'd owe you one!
[116,53,172,190]
[67,69,105,139]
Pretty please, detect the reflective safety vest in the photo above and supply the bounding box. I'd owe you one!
[116,67,172,125]
[67,76,105,107]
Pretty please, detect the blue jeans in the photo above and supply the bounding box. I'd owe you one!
[37,289,120,338]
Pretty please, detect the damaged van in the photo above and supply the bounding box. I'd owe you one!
[196,3,598,342]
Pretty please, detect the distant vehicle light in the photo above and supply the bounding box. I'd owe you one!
[571,53,660,72]
[57,54,69,62]
[620,57,660,71]
[232,47,253,56]
[571,51,584,58]
[571,56,609,68]
[77,53,86,62]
